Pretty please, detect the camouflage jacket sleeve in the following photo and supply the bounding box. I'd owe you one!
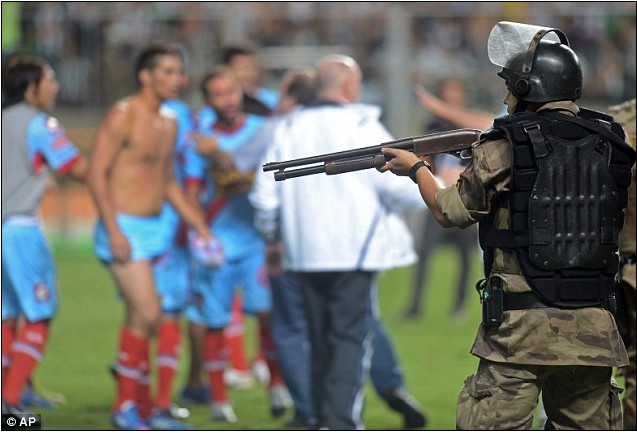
[435,136,511,228]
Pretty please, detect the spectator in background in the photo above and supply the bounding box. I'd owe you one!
[87,43,210,430]
[401,79,485,320]
[413,82,495,131]
[2,54,88,414]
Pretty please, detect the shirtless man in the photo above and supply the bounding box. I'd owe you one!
[87,43,210,430]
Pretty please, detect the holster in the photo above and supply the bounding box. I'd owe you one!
[477,276,504,329]
[611,277,632,348]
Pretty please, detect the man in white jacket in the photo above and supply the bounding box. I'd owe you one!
[249,55,427,430]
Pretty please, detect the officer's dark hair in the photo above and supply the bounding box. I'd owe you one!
[134,43,184,87]
[220,44,257,65]
[200,66,236,100]
[285,69,317,106]
[2,54,49,110]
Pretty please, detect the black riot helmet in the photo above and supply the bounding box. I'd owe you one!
[488,22,583,104]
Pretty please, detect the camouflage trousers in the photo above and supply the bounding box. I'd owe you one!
[456,359,623,430]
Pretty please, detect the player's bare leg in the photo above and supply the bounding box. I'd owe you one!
[109,260,160,427]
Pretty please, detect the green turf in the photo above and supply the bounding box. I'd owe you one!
[33,243,545,430]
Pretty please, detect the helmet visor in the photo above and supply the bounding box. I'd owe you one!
[488,21,564,70]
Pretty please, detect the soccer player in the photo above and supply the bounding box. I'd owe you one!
[184,66,288,422]
[2,54,88,414]
[150,95,205,421]
[87,43,211,430]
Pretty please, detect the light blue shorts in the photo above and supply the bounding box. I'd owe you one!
[153,247,191,313]
[2,217,58,322]
[185,249,271,328]
[94,213,170,263]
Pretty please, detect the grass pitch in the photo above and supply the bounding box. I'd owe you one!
[36,242,488,430]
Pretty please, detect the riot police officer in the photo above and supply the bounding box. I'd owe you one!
[380,21,636,429]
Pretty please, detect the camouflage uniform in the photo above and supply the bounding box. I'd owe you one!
[609,99,636,431]
[436,101,629,429]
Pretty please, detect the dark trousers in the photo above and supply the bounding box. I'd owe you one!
[270,274,405,427]
[290,270,374,430]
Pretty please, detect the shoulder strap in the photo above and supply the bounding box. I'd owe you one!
[543,111,631,150]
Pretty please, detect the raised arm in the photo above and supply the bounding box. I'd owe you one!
[414,84,494,131]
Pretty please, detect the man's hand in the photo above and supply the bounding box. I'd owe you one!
[211,150,235,172]
[378,148,422,176]
[188,230,225,268]
[266,243,283,277]
[109,228,132,263]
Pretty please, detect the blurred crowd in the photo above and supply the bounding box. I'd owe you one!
[2,2,635,113]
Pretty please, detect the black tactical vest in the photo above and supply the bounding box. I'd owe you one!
[480,108,636,308]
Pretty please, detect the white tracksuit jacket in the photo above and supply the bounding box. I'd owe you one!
[249,103,428,272]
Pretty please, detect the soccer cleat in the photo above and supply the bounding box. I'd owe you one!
[2,400,27,415]
[168,404,190,420]
[269,384,293,418]
[385,388,427,429]
[180,384,211,405]
[21,386,57,409]
[147,409,192,430]
[111,401,150,430]
[224,368,256,389]
[211,402,238,423]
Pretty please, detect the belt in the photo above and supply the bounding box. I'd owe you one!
[621,255,636,266]
[503,292,549,311]
[503,291,608,311]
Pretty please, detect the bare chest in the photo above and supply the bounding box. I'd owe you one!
[124,116,173,164]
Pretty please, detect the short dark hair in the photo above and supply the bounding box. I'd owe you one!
[200,66,235,99]
[2,54,49,109]
[220,43,256,65]
[134,43,184,86]
[285,69,317,106]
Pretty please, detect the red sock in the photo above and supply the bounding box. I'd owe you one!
[2,322,16,392]
[113,327,144,412]
[156,321,181,410]
[2,321,48,405]
[259,322,284,387]
[204,329,228,403]
[225,298,249,372]
[137,337,153,419]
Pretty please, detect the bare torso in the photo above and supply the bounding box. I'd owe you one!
[108,97,176,216]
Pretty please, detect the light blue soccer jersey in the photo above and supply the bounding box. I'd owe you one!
[2,103,80,220]
[159,100,206,245]
[199,114,268,260]
[255,87,279,111]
